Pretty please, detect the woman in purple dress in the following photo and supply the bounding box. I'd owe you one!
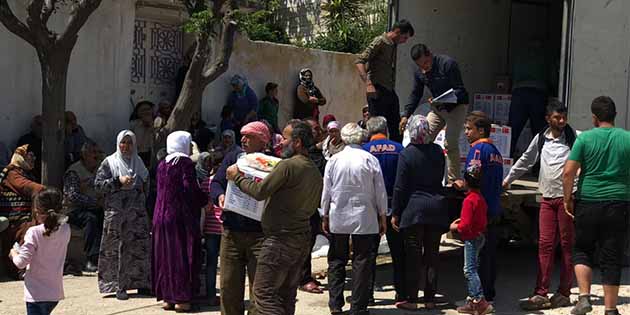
[152,131,207,312]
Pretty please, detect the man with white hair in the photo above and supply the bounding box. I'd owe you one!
[322,123,388,315]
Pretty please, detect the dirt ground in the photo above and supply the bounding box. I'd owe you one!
[1,243,630,315]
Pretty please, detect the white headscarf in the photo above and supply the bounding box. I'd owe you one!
[165,131,192,165]
[105,130,149,184]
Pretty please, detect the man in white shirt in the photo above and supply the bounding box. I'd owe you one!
[321,123,388,315]
[503,101,577,310]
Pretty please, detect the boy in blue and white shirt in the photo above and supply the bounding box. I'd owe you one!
[454,111,503,304]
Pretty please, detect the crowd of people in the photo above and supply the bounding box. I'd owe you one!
[0,18,629,315]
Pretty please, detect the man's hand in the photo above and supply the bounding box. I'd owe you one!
[453,179,466,191]
[379,215,387,236]
[564,198,575,219]
[502,180,511,190]
[428,97,434,104]
[391,216,400,232]
[226,164,239,181]
[218,194,226,208]
[366,83,376,94]
[119,175,133,188]
[9,248,17,259]
[449,218,461,232]
[399,116,408,134]
[322,215,330,235]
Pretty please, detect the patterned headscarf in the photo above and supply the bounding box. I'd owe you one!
[407,115,432,145]
[241,121,271,144]
[9,144,32,170]
[299,68,314,89]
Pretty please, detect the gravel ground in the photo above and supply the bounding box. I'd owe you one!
[1,243,629,315]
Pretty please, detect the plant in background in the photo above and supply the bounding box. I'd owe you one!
[307,0,388,53]
[236,0,289,44]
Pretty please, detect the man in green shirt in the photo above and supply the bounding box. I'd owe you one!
[226,120,323,315]
[356,20,414,142]
[563,96,630,315]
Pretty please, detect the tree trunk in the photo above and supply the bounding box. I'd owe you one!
[38,47,72,188]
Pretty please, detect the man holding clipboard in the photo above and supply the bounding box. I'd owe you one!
[400,43,469,183]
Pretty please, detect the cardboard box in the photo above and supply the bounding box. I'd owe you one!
[493,94,511,125]
[489,124,511,158]
[224,154,281,221]
[473,94,494,116]
[502,158,514,180]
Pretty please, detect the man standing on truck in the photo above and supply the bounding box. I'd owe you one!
[401,43,469,183]
[503,100,576,310]
[563,96,630,315]
[356,20,414,143]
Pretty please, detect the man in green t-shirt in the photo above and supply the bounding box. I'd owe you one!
[563,96,630,315]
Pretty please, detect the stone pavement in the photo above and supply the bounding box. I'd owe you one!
[1,245,630,315]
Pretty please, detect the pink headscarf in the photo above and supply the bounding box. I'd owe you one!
[241,121,272,144]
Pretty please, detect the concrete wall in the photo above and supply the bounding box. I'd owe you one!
[0,0,135,152]
[201,34,365,130]
[568,0,630,130]
[395,0,511,108]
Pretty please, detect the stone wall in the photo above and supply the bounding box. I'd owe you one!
[201,34,366,132]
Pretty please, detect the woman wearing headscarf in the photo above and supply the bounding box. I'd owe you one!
[94,130,151,300]
[152,131,207,312]
[294,68,327,121]
[0,144,45,279]
[390,115,448,310]
[219,129,240,157]
[322,121,345,160]
[227,74,258,133]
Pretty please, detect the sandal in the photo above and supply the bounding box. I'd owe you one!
[519,295,551,310]
[174,303,192,313]
[299,281,324,294]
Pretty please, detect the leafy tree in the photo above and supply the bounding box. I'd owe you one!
[237,0,289,43]
[0,0,103,187]
[307,0,388,54]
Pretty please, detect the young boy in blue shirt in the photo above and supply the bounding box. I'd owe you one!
[454,111,503,304]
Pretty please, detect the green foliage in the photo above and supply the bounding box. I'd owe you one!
[307,0,388,54]
[236,0,290,44]
[183,10,218,35]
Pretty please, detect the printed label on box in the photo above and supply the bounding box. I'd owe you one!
[473,94,494,117]
[493,94,511,125]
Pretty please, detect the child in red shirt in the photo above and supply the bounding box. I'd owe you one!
[451,164,492,314]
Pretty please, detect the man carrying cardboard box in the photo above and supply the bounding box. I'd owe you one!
[211,121,270,315]
[401,43,469,184]
[227,121,323,315]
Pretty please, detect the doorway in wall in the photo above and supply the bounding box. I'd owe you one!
[130,19,184,108]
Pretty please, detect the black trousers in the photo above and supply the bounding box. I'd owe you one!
[403,224,442,302]
[328,233,378,315]
[300,214,322,286]
[573,200,629,285]
[368,216,407,302]
[480,223,498,301]
[67,207,104,262]
[367,85,401,142]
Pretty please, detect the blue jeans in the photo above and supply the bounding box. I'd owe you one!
[26,301,58,315]
[205,234,221,298]
[463,235,485,300]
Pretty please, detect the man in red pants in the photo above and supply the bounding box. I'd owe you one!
[503,100,577,310]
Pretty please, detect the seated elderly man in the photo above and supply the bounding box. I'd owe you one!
[63,140,104,274]
[322,123,388,315]
[65,111,88,168]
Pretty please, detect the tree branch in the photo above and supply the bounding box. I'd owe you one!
[201,0,237,86]
[0,0,36,46]
[41,0,58,25]
[57,0,102,46]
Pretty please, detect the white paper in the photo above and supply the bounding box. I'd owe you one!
[433,88,457,104]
